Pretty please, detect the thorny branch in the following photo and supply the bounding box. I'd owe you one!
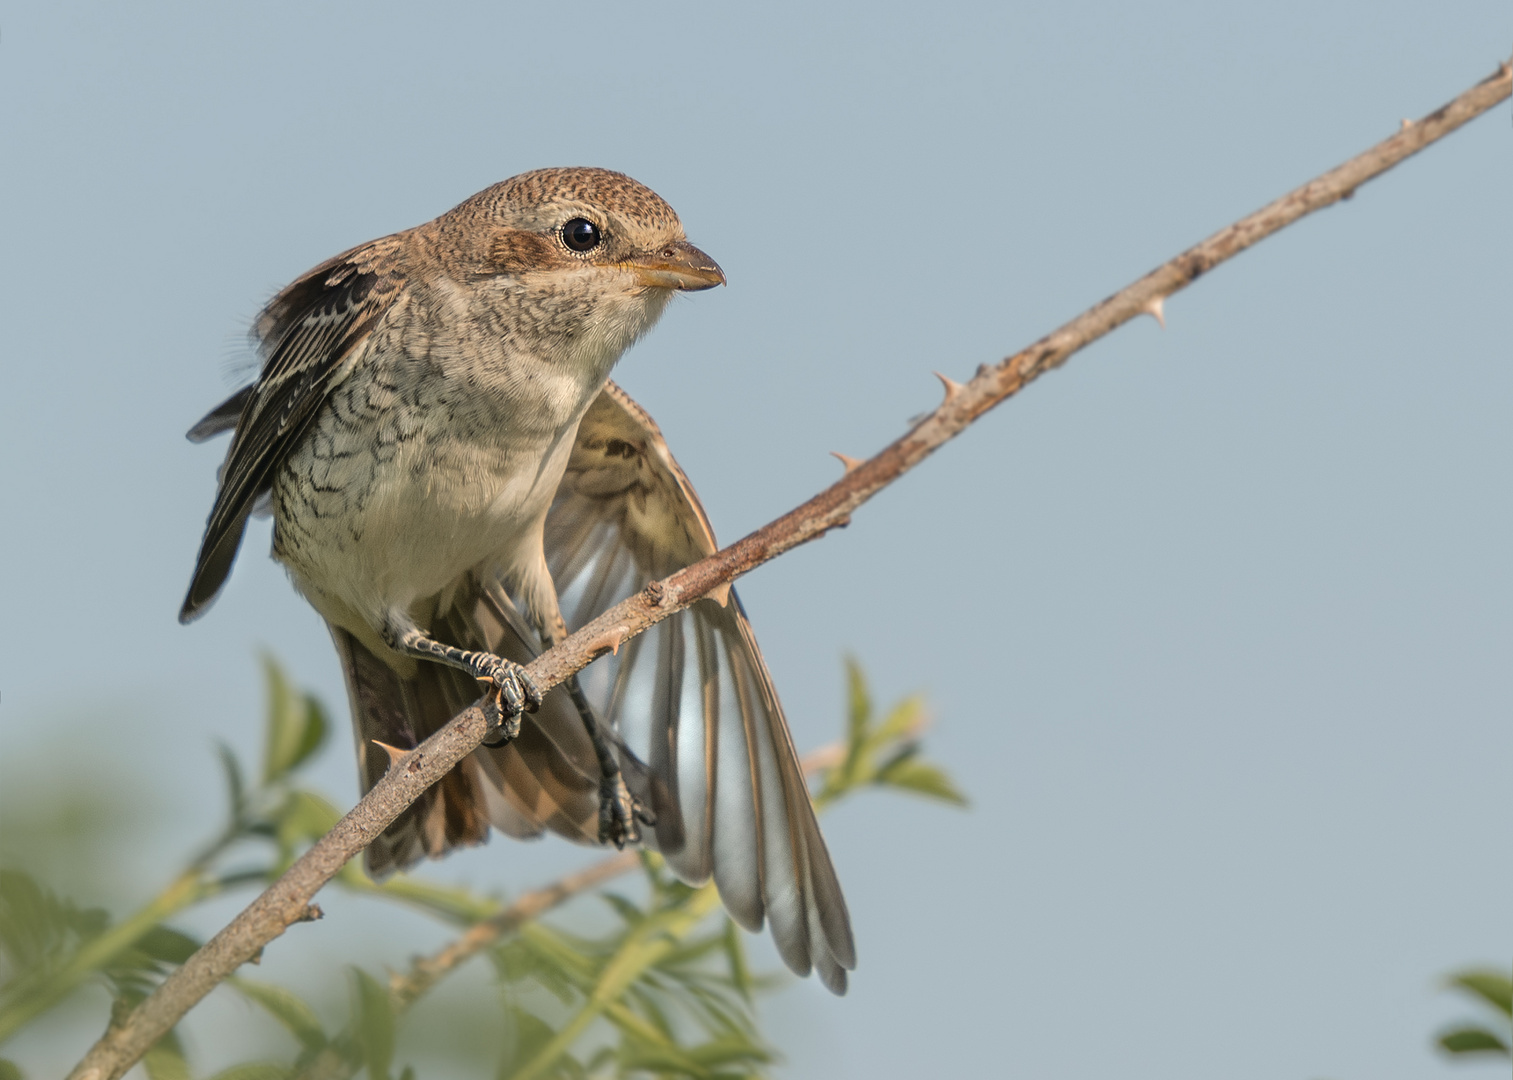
[66,56,1512,1080]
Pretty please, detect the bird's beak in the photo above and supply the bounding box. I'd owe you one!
[622,241,726,291]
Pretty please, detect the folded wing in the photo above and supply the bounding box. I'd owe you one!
[180,236,407,621]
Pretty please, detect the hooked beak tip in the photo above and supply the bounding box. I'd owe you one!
[625,241,725,291]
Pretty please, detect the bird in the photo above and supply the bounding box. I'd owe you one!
[181,167,855,993]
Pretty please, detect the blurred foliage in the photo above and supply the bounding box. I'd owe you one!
[0,656,964,1078]
[814,659,966,812]
[1435,967,1511,1061]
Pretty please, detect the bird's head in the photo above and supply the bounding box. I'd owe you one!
[430,167,724,371]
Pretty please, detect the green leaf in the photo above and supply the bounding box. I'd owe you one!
[217,742,248,823]
[872,693,928,747]
[691,990,759,1042]
[360,873,500,925]
[142,1029,190,1080]
[231,977,327,1051]
[874,754,969,806]
[291,695,330,774]
[212,868,278,892]
[273,790,344,856]
[683,1034,776,1069]
[0,869,109,974]
[613,1041,707,1076]
[1447,969,1513,1018]
[0,1058,23,1080]
[600,892,646,925]
[623,985,677,1040]
[260,654,296,784]
[721,919,753,1003]
[1437,1026,1510,1056]
[493,941,586,1003]
[136,926,202,966]
[498,1006,557,1076]
[260,655,327,784]
[350,967,396,1080]
[657,932,727,971]
[202,1065,294,1080]
[839,656,872,786]
[0,869,63,972]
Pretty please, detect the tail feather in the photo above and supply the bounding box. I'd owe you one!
[330,626,483,877]
[332,564,623,878]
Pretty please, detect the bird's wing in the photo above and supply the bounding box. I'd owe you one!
[180,235,407,621]
[542,380,856,992]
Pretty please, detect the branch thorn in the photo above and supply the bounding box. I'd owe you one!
[588,624,631,656]
[933,371,966,402]
[1140,295,1166,328]
[371,740,411,770]
[830,452,865,474]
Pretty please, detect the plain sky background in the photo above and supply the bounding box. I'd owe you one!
[1,3,1509,1078]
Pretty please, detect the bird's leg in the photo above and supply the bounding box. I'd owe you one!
[380,610,542,744]
[561,672,649,849]
[538,614,650,849]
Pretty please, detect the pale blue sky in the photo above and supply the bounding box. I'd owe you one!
[1,3,1509,1078]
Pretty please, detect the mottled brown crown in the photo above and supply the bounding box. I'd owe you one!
[502,168,680,226]
[452,168,682,232]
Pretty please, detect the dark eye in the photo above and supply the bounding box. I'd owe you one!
[562,218,601,252]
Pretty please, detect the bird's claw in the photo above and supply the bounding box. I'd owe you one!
[598,774,648,849]
[478,658,541,746]
[480,698,521,747]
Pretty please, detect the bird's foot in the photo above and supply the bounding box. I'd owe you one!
[476,656,541,747]
[598,773,653,849]
[480,699,520,747]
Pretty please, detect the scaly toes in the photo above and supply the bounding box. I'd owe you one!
[492,661,542,716]
[598,775,642,849]
[481,697,521,747]
[633,797,657,829]
[516,667,543,712]
[475,658,537,746]
[480,659,530,716]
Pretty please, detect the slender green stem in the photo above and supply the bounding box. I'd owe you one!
[601,999,707,1072]
[508,884,723,1080]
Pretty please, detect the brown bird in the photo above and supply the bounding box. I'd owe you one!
[182,168,855,992]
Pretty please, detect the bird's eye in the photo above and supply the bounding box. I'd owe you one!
[562,218,601,252]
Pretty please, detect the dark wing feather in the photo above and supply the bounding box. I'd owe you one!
[186,385,252,443]
[179,236,406,622]
[543,382,856,992]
